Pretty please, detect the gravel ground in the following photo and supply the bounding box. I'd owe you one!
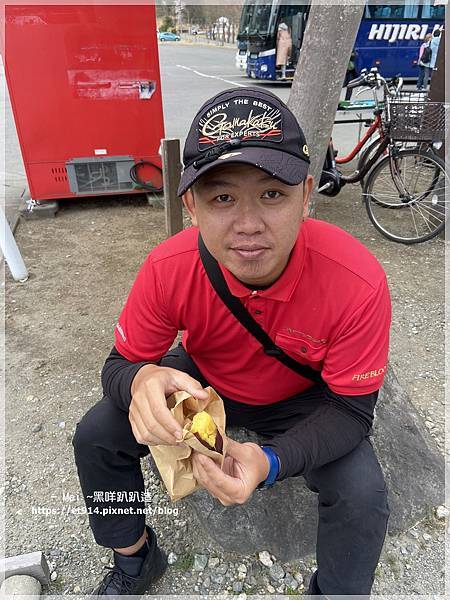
[4,183,447,597]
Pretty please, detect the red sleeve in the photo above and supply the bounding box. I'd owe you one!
[322,277,391,395]
[114,255,178,362]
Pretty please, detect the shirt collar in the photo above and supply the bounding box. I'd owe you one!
[219,223,307,302]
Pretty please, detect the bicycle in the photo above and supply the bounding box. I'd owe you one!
[319,68,400,197]
[335,72,401,185]
[318,68,448,244]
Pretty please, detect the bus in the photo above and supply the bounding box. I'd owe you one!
[238,0,445,81]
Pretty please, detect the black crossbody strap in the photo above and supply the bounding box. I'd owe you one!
[198,233,322,384]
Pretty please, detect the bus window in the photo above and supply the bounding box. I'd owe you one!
[248,0,273,35]
[239,2,254,35]
[364,3,419,19]
[421,0,446,19]
[403,2,419,18]
[277,5,305,36]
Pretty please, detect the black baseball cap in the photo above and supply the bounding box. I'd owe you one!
[177,87,310,196]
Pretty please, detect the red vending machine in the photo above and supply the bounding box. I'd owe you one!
[3,4,164,201]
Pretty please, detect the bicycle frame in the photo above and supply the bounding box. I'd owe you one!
[340,136,390,185]
[335,113,383,165]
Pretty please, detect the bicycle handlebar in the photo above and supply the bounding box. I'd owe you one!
[347,75,365,89]
[347,68,403,97]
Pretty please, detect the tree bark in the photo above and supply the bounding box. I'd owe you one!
[287,1,364,214]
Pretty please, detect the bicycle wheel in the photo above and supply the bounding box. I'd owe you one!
[363,148,448,244]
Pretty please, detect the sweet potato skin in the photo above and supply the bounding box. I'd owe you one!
[193,430,223,454]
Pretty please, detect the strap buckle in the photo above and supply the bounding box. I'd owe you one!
[264,347,283,357]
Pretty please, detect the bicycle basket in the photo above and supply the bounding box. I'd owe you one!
[385,91,448,142]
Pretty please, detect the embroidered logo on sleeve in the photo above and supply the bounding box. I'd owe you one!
[116,323,127,342]
[352,365,387,382]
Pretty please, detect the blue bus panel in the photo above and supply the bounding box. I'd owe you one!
[242,1,445,81]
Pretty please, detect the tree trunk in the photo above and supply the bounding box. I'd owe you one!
[287,1,364,214]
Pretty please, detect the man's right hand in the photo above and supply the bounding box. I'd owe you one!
[129,364,209,447]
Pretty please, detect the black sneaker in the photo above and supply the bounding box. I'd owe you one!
[89,527,168,597]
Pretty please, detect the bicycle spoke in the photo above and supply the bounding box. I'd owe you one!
[409,204,421,236]
[411,200,446,224]
[394,156,443,199]
[362,192,410,208]
[363,192,404,200]
[376,174,397,185]
[410,203,434,232]
[399,158,408,190]
[417,194,448,213]
[411,158,422,193]
[412,184,448,203]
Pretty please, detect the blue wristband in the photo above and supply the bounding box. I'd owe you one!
[257,446,281,489]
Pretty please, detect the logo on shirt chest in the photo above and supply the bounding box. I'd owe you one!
[275,328,328,363]
[284,327,327,345]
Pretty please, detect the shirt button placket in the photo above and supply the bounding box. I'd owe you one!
[250,291,264,324]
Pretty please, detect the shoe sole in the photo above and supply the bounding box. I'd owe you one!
[86,549,168,598]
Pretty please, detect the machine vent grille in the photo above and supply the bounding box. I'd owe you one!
[51,166,68,183]
[66,156,135,195]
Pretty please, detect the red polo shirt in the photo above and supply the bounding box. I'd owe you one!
[115,219,391,405]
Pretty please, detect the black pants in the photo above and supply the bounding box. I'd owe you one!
[72,345,390,596]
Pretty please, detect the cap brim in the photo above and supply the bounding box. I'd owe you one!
[177,146,309,196]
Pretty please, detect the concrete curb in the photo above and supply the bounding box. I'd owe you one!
[0,551,50,586]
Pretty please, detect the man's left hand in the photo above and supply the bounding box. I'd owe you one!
[191,438,270,506]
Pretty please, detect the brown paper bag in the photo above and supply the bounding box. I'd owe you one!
[149,386,228,502]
